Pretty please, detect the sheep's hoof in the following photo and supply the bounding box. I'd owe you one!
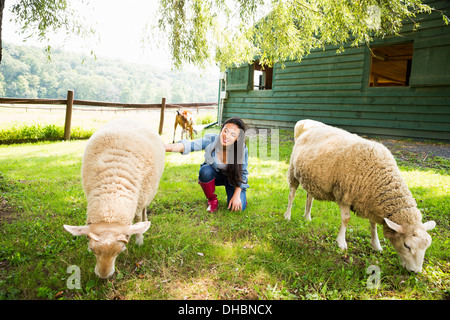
[284,212,291,221]
[135,234,144,246]
[371,244,383,252]
[337,237,347,251]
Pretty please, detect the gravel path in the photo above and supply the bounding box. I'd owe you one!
[379,139,450,160]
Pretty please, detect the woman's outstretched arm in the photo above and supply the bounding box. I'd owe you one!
[164,143,185,153]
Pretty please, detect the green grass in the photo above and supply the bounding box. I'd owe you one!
[0,128,449,300]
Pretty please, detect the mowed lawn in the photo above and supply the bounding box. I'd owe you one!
[0,125,449,300]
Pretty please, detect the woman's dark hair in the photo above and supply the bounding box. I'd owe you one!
[220,117,246,187]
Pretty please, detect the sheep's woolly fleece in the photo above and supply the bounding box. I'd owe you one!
[81,118,165,225]
[290,122,421,226]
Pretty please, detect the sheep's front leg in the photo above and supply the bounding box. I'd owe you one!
[134,208,146,246]
[284,171,299,221]
[337,204,351,250]
[304,193,313,221]
[370,221,382,251]
[284,186,297,221]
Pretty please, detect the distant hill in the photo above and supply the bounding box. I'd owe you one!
[0,42,219,104]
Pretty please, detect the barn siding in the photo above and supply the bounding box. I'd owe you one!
[222,0,450,141]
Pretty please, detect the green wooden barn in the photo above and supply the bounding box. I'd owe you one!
[219,0,450,141]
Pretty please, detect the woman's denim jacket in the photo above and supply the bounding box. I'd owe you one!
[180,133,249,190]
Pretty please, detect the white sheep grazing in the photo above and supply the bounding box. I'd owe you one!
[285,119,436,273]
[64,118,165,279]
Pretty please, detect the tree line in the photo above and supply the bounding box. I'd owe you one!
[0,42,219,104]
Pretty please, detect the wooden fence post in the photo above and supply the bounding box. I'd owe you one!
[64,90,74,141]
[158,97,166,135]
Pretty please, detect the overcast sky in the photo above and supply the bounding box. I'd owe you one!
[3,0,217,73]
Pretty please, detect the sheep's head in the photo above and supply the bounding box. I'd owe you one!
[64,222,150,279]
[383,218,436,273]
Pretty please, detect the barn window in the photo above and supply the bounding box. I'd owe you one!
[253,60,273,90]
[369,43,413,87]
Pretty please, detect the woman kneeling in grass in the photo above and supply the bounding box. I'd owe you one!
[165,117,249,212]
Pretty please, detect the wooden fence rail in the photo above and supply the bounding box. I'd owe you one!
[0,90,218,140]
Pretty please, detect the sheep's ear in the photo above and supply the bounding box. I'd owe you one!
[128,221,151,235]
[64,225,90,236]
[116,234,129,244]
[423,220,436,231]
[384,218,404,234]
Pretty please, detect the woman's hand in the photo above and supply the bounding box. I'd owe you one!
[228,188,242,211]
[164,143,184,153]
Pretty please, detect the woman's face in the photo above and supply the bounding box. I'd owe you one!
[220,123,240,147]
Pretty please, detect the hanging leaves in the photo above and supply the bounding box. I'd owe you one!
[154,0,439,70]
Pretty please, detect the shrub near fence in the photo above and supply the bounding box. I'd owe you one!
[0,123,64,143]
[0,90,218,142]
[0,123,96,144]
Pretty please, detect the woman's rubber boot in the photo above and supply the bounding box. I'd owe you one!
[198,178,218,213]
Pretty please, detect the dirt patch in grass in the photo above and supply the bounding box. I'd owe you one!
[0,196,15,223]
[0,174,18,224]
[0,176,37,224]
